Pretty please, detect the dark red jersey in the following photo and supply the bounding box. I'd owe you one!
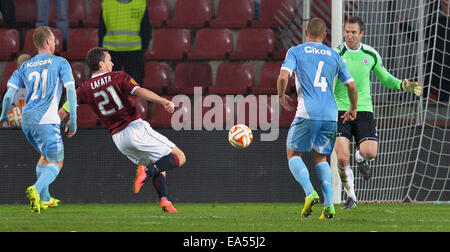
[76,71,142,135]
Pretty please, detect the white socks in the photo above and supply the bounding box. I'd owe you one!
[355,150,365,163]
[341,164,357,201]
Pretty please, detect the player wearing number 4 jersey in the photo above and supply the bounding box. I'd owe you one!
[277,18,358,219]
[0,26,78,214]
[58,47,186,212]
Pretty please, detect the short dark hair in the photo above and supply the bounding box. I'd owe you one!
[86,47,109,72]
[345,16,365,33]
[307,17,326,38]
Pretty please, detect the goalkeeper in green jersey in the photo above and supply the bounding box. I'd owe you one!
[334,16,422,209]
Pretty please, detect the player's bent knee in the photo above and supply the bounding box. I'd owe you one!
[171,147,186,167]
[359,149,377,161]
[336,153,349,167]
[286,147,302,161]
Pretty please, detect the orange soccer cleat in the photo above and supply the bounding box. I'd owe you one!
[160,197,178,213]
[134,165,148,194]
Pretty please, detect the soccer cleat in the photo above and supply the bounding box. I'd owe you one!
[341,197,358,210]
[357,160,371,180]
[160,197,178,213]
[301,190,320,218]
[319,205,335,219]
[40,197,61,210]
[26,185,40,214]
[134,165,148,194]
[49,197,61,207]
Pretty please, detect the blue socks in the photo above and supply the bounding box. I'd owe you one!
[34,163,60,200]
[288,157,334,208]
[36,164,52,201]
[315,161,333,208]
[288,156,314,196]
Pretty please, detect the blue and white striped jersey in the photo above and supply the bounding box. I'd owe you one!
[7,53,74,125]
[281,42,354,121]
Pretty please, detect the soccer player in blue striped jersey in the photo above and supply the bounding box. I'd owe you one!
[0,26,78,214]
[277,17,358,219]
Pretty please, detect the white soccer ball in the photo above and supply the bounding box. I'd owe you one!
[228,124,253,149]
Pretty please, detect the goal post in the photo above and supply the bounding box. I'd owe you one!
[331,0,343,204]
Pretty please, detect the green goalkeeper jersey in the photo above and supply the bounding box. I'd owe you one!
[334,42,402,112]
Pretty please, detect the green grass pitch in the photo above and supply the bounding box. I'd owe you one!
[0,202,448,232]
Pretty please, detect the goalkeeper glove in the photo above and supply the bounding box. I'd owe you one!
[401,79,422,97]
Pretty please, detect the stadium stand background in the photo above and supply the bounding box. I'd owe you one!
[0,0,319,204]
[2,0,445,204]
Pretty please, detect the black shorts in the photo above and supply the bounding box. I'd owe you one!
[337,111,378,146]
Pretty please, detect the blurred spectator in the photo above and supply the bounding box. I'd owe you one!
[98,0,151,86]
[0,0,16,28]
[36,0,69,50]
[1,54,31,128]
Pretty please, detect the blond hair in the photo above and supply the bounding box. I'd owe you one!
[33,26,53,50]
[307,17,326,38]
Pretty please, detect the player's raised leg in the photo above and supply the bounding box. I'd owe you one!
[134,146,186,194]
[355,140,377,181]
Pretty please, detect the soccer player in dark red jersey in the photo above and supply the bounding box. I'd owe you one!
[59,47,185,212]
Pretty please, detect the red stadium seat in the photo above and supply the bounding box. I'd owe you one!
[229,29,274,60]
[70,61,85,87]
[22,28,63,56]
[77,104,99,127]
[149,96,175,127]
[0,29,20,60]
[62,28,98,60]
[166,0,212,28]
[143,62,170,94]
[14,0,37,27]
[209,0,254,28]
[251,0,296,28]
[1,61,16,95]
[84,0,102,27]
[272,46,288,60]
[167,62,212,95]
[147,0,170,28]
[209,62,254,95]
[130,96,149,120]
[188,29,233,60]
[145,29,190,60]
[49,0,86,27]
[251,62,294,95]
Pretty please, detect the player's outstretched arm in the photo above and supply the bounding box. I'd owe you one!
[341,81,358,123]
[373,61,421,97]
[133,87,175,113]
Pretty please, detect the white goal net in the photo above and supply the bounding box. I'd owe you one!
[279,0,449,203]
